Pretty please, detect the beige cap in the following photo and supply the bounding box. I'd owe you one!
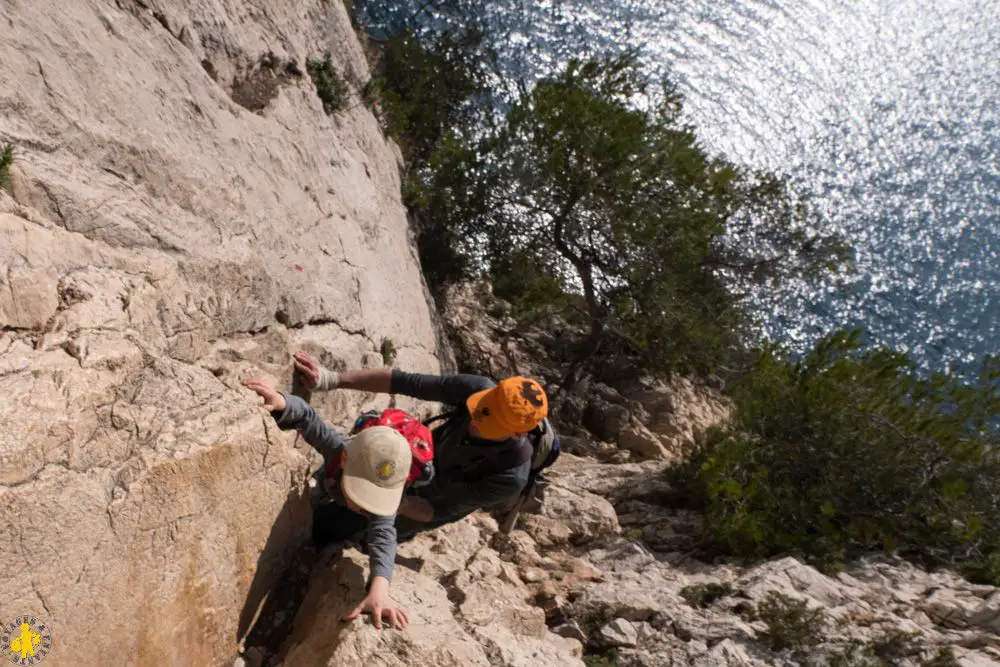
[341,425,411,516]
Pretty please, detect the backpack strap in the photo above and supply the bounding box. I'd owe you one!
[422,411,459,428]
[423,409,542,481]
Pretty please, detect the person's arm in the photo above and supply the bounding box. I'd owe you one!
[389,369,494,406]
[293,351,493,406]
[243,378,345,463]
[273,394,348,463]
[343,515,409,629]
[293,352,392,394]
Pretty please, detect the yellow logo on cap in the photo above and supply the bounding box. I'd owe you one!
[375,460,396,481]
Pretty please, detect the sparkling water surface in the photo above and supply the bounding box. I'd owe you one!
[366,0,1000,373]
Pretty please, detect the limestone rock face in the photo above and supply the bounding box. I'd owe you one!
[0,1,449,665]
[280,516,584,667]
[280,550,493,667]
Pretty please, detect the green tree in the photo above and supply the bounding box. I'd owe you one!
[465,54,847,378]
[365,23,495,287]
[371,25,493,167]
[363,17,847,377]
[668,330,1000,581]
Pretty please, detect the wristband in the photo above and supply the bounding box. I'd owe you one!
[316,367,341,391]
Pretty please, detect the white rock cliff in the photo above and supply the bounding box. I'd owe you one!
[0,1,448,664]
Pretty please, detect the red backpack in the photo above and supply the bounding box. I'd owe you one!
[325,409,435,487]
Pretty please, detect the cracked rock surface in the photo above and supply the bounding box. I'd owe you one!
[0,0,451,664]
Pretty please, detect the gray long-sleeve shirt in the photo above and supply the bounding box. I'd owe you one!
[272,394,398,582]
[390,370,532,529]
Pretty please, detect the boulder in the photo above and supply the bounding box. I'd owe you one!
[971,591,1000,633]
[583,398,632,442]
[553,620,588,643]
[618,425,674,461]
[599,618,639,648]
[395,513,495,580]
[922,588,978,629]
[531,485,620,545]
[632,377,732,446]
[452,548,548,637]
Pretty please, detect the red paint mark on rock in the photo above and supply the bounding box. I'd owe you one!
[294,264,303,272]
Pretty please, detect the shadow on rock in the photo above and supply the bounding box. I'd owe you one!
[236,487,315,665]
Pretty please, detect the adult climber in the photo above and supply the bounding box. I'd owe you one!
[291,351,551,538]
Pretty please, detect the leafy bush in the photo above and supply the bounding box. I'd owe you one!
[824,640,885,667]
[463,55,846,377]
[367,24,847,376]
[869,628,923,663]
[306,53,349,115]
[369,27,490,166]
[825,632,946,667]
[576,606,613,637]
[921,647,959,667]
[667,330,1000,581]
[756,591,826,652]
[680,582,733,608]
[0,143,13,191]
[583,649,620,667]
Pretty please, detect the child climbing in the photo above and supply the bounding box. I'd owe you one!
[243,377,415,630]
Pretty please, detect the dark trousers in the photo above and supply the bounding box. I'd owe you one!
[311,501,369,549]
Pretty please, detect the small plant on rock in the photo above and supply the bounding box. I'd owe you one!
[756,591,826,653]
[307,53,349,115]
[680,582,733,608]
[825,640,886,667]
[0,143,14,191]
[380,337,397,366]
[576,606,613,638]
[921,647,959,667]
[583,649,620,667]
[870,628,922,662]
[733,600,758,622]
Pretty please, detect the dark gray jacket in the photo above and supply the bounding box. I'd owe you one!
[390,370,532,533]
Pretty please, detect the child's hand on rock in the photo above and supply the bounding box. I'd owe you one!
[243,377,286,412]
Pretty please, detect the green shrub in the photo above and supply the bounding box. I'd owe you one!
[921,647,959,667]
[870,628,922,662]
[825,633,942,667]
[306,53,349,115]
[623,526,644,541]
[576,606,613,637]
[380,337,397,366]
[0,143,13,191]
[667,331,1000,580]
[756,591,826,652]
[370,28,489,164]
[733,600,758,622]
[824,640,885,667]
[680,582,732,608]
[583,649,620,667]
